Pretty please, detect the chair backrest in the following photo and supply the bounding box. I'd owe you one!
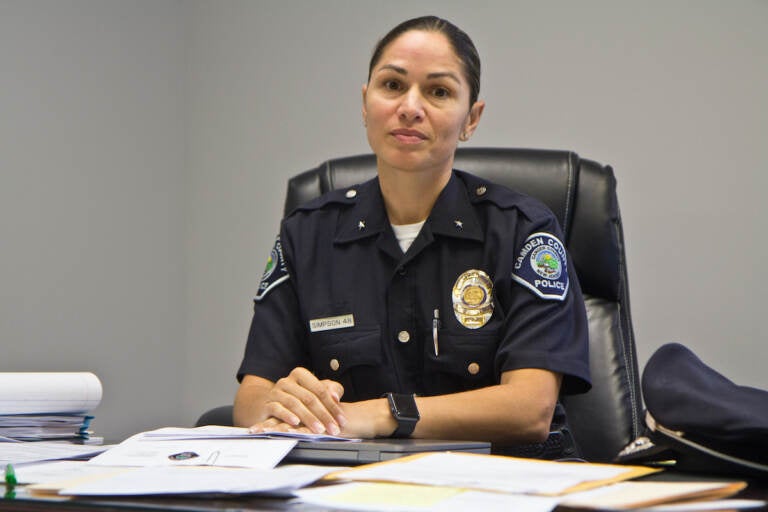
[284,147,643,462]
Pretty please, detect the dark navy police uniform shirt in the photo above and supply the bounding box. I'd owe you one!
[238,170,591,401]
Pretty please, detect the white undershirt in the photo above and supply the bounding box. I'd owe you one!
[391,221,425,253]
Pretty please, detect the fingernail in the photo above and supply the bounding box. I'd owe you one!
[312,421,325,434]
[328,423,340,436]
[337,414,348,428]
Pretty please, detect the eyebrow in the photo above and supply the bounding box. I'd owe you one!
[376,64,462,85]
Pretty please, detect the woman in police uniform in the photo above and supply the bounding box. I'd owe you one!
[234,16,591,448]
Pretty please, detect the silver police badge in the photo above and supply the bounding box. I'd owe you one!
[452,269,494,329]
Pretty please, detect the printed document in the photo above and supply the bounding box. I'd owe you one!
[329,452,657,495]
[53,464,340,496]
[87,435,296,469]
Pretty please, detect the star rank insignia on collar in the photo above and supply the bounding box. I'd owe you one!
[358,220,366,230]
[454,219,464,229]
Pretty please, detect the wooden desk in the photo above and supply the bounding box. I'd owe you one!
[3,474,767,512]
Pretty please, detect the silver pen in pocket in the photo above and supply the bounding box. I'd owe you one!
[432,308,440,356]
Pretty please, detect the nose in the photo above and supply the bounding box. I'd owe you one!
[397,87,425,123]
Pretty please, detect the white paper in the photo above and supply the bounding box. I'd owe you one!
[295,482,560,512]
[59,464,340,496]
[12,460,118,484]
[339,452,630,495]
[637,500,767,511]
[0,441,110,466]
[86,435,297,469]
[0,372,102,414]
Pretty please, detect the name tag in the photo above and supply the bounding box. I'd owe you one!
[309,314,355,333]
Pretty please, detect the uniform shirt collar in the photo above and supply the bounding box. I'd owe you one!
[334,177,389,244]
[426,172,484,242]
[334,171,484,244]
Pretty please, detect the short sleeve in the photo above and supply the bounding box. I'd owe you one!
[493,213,591,394]
[236,228,309,383]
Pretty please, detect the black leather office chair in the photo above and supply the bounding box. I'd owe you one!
[197,147,643,463]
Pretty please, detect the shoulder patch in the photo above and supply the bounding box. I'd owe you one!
[255,236,289,301]
[511,232,569,301]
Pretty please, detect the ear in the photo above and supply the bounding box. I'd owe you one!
[361,84,368,125]
[461,100,485,140]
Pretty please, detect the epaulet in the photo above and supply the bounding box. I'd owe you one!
[285,185,361,218]
[456,170,549,217]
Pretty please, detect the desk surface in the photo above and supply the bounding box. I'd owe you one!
[3,473,767,512]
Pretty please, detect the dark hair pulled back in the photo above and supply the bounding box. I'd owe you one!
[368,16,481,106]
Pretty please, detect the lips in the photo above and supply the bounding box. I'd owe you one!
[390,128,428,144]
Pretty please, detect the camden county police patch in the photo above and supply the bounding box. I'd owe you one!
[255,236,289,301]
[511,232,569,301]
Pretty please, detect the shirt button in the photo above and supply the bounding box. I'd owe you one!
[329,358,340,371]
[476,186,487,196]
[397,331,411,343]
[346,189,357,198]
[467,362,480,375]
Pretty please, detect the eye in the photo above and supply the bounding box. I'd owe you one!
[432,86,451,98]
[383,79,402,91]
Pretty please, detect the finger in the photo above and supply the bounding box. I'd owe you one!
[322,379,345,402]
[282,369,344,434]
[288,369,343,421]
[320,380,348,428]
[252,420,310,434]
[269,375,331,434]
[292,375,347,434]
[248,416,281,433]
[261,396,301,427]
[271,383,335,435]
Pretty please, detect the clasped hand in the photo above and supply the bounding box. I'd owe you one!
[248,367,347,436]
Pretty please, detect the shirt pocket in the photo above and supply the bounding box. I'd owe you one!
[309,326,383,397]
[423,329,499,394]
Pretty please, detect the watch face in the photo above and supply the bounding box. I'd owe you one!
[393,394,419,419]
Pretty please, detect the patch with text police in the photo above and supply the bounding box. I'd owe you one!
[511,232,569,301]
[255,236,289,301]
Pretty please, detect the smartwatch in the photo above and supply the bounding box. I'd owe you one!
[385,392,420,438]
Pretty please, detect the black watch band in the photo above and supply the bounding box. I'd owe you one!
[385,392,420,438]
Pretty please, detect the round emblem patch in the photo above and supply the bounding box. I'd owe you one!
[452,269,494,329]
[531,246,562,280]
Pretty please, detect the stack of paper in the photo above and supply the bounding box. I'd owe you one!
[5,429,760,510]
[12,427,349,498]
[0,372,102,441]
[292,453,757,511]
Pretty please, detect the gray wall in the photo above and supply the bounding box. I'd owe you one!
[2,0,766,441]
[1,1,187,440]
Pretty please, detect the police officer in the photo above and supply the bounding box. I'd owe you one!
[234,16,590,447]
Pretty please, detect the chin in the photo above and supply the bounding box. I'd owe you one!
[377,144,436,170]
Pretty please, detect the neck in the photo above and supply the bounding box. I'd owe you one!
[378,162,452,225]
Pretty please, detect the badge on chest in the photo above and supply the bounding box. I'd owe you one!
[452,269,494,329]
